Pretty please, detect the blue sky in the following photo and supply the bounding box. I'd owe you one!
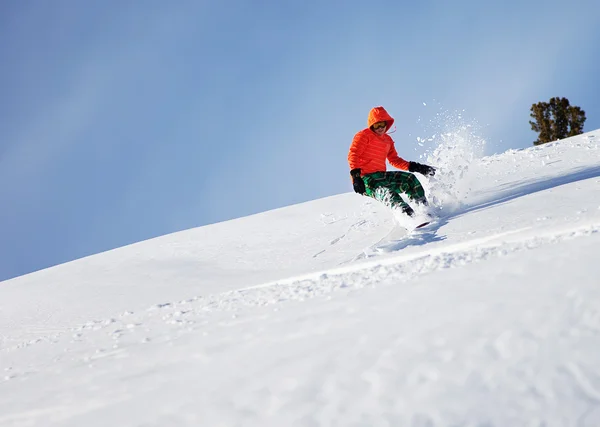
[1,0,599,281]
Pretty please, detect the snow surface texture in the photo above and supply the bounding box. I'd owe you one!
[1,130,600,426]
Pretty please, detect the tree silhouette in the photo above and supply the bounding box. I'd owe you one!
[529,97,586,145]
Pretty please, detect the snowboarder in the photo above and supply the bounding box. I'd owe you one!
[348,106,436,217]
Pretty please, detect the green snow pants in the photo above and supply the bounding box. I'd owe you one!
[362,171,427,209]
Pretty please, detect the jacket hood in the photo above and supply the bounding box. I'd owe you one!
[367,106,395,130]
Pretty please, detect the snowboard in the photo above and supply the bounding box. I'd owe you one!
[402,214,435,232]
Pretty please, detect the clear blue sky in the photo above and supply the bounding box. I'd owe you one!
[1,0,599,281]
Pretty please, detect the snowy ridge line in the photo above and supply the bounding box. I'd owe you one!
[239,221,600,294]
[205,224,600,310]
[3,223,599,355]
[10,221,593,355]
[240,227,530,292]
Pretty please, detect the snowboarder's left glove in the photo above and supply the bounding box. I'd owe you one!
[350,168,366,194]
[409,161,436,177]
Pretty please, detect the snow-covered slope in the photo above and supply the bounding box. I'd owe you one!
[1,130,600,426]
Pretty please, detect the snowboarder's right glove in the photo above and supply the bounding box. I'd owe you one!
[409,161,436,177]
[350,168,366,194]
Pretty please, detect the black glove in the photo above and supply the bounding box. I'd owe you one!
[409,161,436,177]
[350,168,366,194]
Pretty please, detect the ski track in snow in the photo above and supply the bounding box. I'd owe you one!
[3,225,600,426]
[3,218,599,360]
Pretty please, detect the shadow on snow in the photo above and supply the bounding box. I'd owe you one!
[374,218,449,253]
[373,165,600,254]
[461,165,600,216]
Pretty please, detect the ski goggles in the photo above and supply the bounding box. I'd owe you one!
[372,121,387,130]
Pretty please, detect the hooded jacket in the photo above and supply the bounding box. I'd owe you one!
[348,106,409,176]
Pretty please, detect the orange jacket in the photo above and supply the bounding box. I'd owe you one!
[348,106,409,176]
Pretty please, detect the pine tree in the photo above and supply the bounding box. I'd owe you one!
[529,97,586,145]
[568,105,586,137]
[529,102,552,145]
